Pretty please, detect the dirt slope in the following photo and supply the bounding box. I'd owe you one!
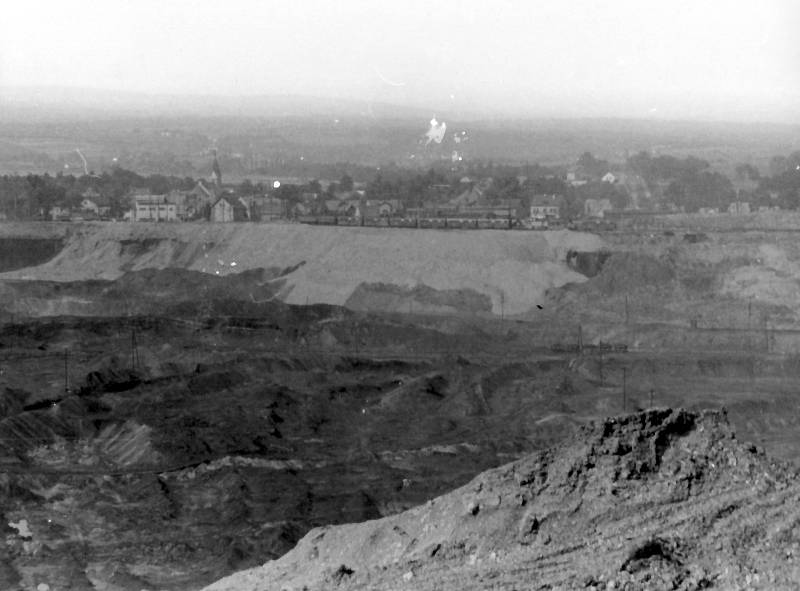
[0,222,603,315]
[205,408,800,591]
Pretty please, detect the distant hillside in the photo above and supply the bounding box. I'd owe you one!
[0,86,459,122]
[1,87,798,174]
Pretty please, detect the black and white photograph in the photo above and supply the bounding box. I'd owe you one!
[0,1,798,589]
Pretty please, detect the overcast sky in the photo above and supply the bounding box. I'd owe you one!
[1,0,798,122]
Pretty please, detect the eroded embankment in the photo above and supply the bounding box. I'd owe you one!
[0,222,604,315]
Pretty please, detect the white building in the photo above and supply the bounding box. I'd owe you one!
[530,204,559,219]
[584,198,613,218]
[728,201,750,215]
[133,195,177,222]
[601,172,617,184]
[530,194,562,220]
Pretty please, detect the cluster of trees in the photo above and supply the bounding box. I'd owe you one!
[0,168,197,219]
[576,152,611,178]
[755,152,800,209]
[264,174,356,205]
[366,168,454,207]
[628,152,734,212]
[663,171,734,212]
[627,150,800,213]
[628,152,709,181]
[361,162,631,218]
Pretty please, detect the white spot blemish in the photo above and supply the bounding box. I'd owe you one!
[273,181,281,189]
[425,117,447,146]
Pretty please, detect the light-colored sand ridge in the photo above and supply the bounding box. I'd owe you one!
[0,222,604,315]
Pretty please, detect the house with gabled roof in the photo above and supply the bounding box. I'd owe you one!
[211,195,248,222]
[363,199,402,217]
[584,198,613,218]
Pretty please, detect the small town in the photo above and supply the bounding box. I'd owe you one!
[4,148,796,232]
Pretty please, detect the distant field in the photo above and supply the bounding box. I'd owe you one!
[0,115,797,175]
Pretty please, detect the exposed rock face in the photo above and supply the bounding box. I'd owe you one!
[206,408,800,590]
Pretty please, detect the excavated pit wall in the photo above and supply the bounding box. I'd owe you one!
[0,222,604,316]
[0,238,64,272]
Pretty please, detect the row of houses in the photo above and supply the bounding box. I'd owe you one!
[52,184,617,224]
[48,188,113,221]
[127,191,407,222]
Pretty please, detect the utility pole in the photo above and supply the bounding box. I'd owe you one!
[500,291,505,324]
[599,354,604,386]
[64,349,69,394]
[622,367,627,413]
[131,327,140,371]
[625,295,629,325]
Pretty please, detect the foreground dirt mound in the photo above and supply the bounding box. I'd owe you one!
[206,408,800,591]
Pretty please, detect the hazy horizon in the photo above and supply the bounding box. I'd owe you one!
[1,0,799,124]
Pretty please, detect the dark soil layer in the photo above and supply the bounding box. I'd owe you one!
[0,238,63,272]
[346,283,492,315]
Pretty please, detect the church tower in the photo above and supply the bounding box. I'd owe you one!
[211,150,222,188]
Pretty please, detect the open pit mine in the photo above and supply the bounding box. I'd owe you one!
[1,221,800,590]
